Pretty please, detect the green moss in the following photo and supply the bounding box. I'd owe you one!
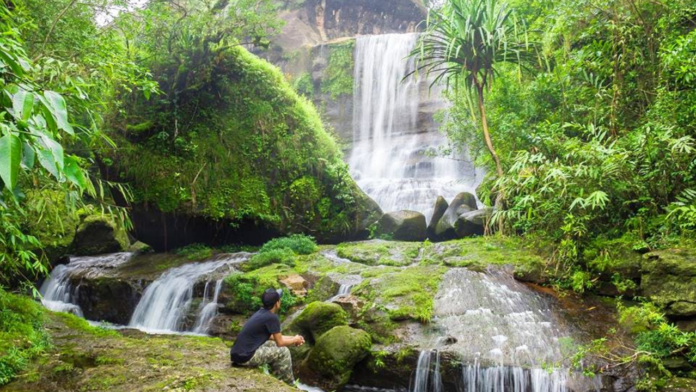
[242,248,296,272]
[293,72,314,98]
[111,44,373,239]
[302,326,371,390]
[322,40,355,99]
[355,265,447,323]
[52,312,119,338]
[0,289,49,386]
[336,241,422,266]
[287,302,349,342]
[175,243,213,261]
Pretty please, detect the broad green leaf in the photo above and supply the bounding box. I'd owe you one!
[0,134,22,191]
[64,156,87,191]
[12,90,34,121]
[39,92,74,135]
[39,135,64,171]
[0,48,25,77]
[21,142,35,169]
[37,149,59,179]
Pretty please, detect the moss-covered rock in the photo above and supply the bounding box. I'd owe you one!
[108,44,381,249]
[376,210,427,241]
[286,302,349,343]
[300,326,372,390]
[73,213,130,256]
[434,192,478,240]
[641,247,696,317]
[336,240,422,266]
[427,196,448,239]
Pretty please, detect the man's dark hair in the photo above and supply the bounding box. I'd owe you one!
[261,288,283,310]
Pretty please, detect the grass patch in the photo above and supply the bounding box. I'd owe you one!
[336,241,422,266]
[260,234,318,255]
[0,289,50,386]
[52,312,118,338]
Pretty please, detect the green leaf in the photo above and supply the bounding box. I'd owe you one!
[12,89,34,121]
[64,156,87,191]
[0,134,22,191]
[39,91,74,135]
[0,48,26,77]
[37,149,59,178]
[21,142,35,169]
[40,135,64,171]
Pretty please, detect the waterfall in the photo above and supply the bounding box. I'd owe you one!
[129,255,244,333]
[349,33,483,218]
[40,253,134,316]
[192,279,224,334]
[408,268,602,392]
[412,350,443,392]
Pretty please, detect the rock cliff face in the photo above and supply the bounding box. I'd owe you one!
[273,0,426,52]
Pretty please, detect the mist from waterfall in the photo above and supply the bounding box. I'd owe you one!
[349,33,484,219]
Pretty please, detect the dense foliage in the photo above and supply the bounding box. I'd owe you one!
[439,0,696,272]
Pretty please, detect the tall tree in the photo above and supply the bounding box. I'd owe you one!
[409,0,530,187]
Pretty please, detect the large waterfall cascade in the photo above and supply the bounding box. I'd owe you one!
[411,268,603,392]
[349,33,485,219]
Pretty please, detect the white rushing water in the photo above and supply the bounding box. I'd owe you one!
[349,33,484,219]
[129,254,246,333]
[410,268,602,392]
[40,253,135,316]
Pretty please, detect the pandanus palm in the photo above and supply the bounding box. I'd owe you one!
[409,0,530,185]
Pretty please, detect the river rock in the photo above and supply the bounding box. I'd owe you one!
[286,302,349,343]
[73,214,130,256]
[434,192,478,240]
[280,274,308,297]
[454,208,492,237]
[427,196,448,239]
[641,247,696,317]
[332,294,364,319]
[376,210,427,241]
[300,326,372,391]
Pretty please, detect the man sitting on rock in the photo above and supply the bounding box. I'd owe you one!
[230,288,305,384]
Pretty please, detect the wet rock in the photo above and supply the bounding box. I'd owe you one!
[663,356,694,372]
[434,192,478,240]
[127,241,152,254]
[73,214,130,256]
[427,196,448,239]
[662,377,696,391]
[300,326,372,391]
[641,248,696,317]
[280,274,308,297]
[454,208,492,237]
[676,319,696,332]
[376,210,427,241]
[286,302,349,343]
[332,294,364,319]
[72,276,141,325]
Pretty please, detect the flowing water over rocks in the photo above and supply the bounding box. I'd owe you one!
[128,254,246,333]
[409,268,603,392]
[40,253,135,317]
[348,33,484,218]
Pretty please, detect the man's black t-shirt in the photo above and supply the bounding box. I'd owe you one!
[230,308,281,363]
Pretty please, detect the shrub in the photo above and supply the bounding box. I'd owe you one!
[259,234,318,255]
[241,248,296,272]
[175,244,213,260]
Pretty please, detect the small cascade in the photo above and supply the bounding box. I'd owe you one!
[40,264,84,317]
[192,279,224,334]
[412,350,443,392]
[336,284,353,297]
[40,253,134,316]
[129,254,246,333]
[349,33,484,218]
[408,268,602,392]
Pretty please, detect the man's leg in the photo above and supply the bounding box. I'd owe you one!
[244,341,294,384]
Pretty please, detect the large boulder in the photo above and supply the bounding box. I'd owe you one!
[73,214,130,256]
[454,208,492,237]
[299,326,372,390]
[376,210,427,241]
[286,302,349,343]
[641,248,696,318]
[427,196,448,239]
[434,192,478,240]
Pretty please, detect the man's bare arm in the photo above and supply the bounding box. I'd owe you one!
[272,332,305,347]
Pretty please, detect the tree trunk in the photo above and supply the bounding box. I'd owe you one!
[475,84,505,234]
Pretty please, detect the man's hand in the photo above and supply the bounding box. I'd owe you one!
[294,335,305,347]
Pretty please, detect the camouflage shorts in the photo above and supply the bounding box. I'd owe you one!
[241,340,294,384]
